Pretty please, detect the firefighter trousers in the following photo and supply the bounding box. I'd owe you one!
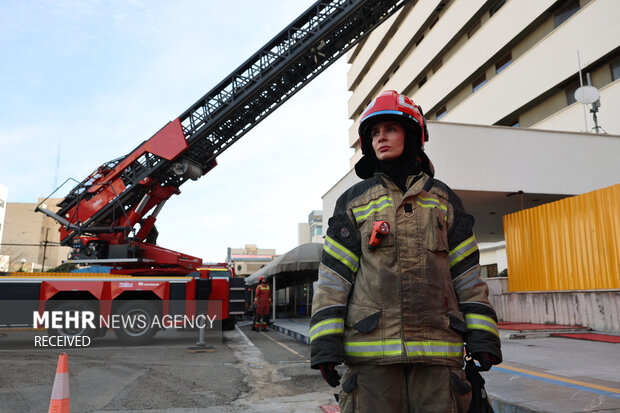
[338,364,472,413]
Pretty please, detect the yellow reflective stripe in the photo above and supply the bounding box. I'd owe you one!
[344,339,402,356]
[310,318,344,342]
[416,196,447,212]
[465,314,500,337]
[449,235,478,267]
[405,340,463,357]
[352,196,393,222]
[324,236,359,273]
[344,339,463,358]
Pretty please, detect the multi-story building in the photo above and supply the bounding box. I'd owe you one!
[229,244,278,278]
[0,184,8,271]
[0,198,72,272]
[323,0,620,274]
[297,210,324,245]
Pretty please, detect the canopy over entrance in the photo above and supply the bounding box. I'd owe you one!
[245,243,323,320]
[245,242,323,288]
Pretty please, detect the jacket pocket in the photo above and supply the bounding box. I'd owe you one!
[345,303,381,333]
[424,206,449,252]
[450,368,472,413]
[339,368,358,413]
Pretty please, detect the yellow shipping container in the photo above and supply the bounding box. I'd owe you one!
[503,183,620,292]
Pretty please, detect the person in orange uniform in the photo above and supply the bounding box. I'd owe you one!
[253,276,272,331]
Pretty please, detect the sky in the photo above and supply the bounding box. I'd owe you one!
[0,1,354,263]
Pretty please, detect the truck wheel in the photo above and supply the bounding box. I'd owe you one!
[46,300,99,339]
[112,300,159,345]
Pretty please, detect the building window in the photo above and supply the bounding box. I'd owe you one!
[554,0,580,27]
[429,15,439,29]
[489,0,506,17]
[0,199,4,208]
[415,35,424,46]
[311,226,323,237]
[495,53,512,74]
[433,59,443,74]
[418,76,427,88]
[472,73,487,92]
[481,264,499,278]
[467,20,481,39]
[565,78,585,105]
[436,106,447,120]
[611,59,620,81]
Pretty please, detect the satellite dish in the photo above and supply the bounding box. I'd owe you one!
[574,85,600,104]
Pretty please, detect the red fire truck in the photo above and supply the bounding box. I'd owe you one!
[0,0,407,344]
[0,263,245,345]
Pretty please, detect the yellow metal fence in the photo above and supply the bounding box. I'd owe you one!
[503,183,620,292]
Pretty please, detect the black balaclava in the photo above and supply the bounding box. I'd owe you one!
[375,128,421,192]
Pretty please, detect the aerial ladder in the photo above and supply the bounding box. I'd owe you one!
[37,0,410,276]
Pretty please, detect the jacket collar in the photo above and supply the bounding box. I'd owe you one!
[375,171,428,196]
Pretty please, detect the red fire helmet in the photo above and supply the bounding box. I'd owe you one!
[358,90,428,156]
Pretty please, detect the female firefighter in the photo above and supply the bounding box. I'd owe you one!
[310,90,502,412]
[253,276,272,331]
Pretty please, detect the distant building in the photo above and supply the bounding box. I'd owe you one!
[0,198,72,272]
[229,244,277,278]
[0,184,8,271]
[297,210,323,245]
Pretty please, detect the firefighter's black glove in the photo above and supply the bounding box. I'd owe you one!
[472,352,497,372]
[319,363,341,387]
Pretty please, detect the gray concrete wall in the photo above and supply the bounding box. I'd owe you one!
[486,277,620,333]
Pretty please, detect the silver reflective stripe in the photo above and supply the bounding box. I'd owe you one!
[465,314,499,337]
[51,372,70,400]
[405,341,463,357]
[324,236,359,273]
[344,339,403,357]
[456,275,485,293]
[352,196,394,222]
[449,235,478,268]
[453,266,482,293]
[317,267,351,294]
[310,318,344,342]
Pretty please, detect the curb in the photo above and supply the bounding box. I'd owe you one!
[272,324,310,345]
[489,394,547,413]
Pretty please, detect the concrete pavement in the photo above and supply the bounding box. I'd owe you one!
[272,318,620,412]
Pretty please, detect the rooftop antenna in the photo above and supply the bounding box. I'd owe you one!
[574,51,602,134]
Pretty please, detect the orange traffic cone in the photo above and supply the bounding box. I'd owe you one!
[48,352,70,413]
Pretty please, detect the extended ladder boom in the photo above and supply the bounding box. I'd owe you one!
[38,0,409,268]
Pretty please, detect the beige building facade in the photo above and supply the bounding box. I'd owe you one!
[0,184,8,271]
[0,198,71,272]
[347,0,619,166]
[229,244,277,278]
[322,0,620,274]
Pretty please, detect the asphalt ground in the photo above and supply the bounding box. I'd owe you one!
[0,321,336,412]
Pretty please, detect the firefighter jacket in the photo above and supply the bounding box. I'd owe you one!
[310,172,502,369]
[254,283,272,315]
